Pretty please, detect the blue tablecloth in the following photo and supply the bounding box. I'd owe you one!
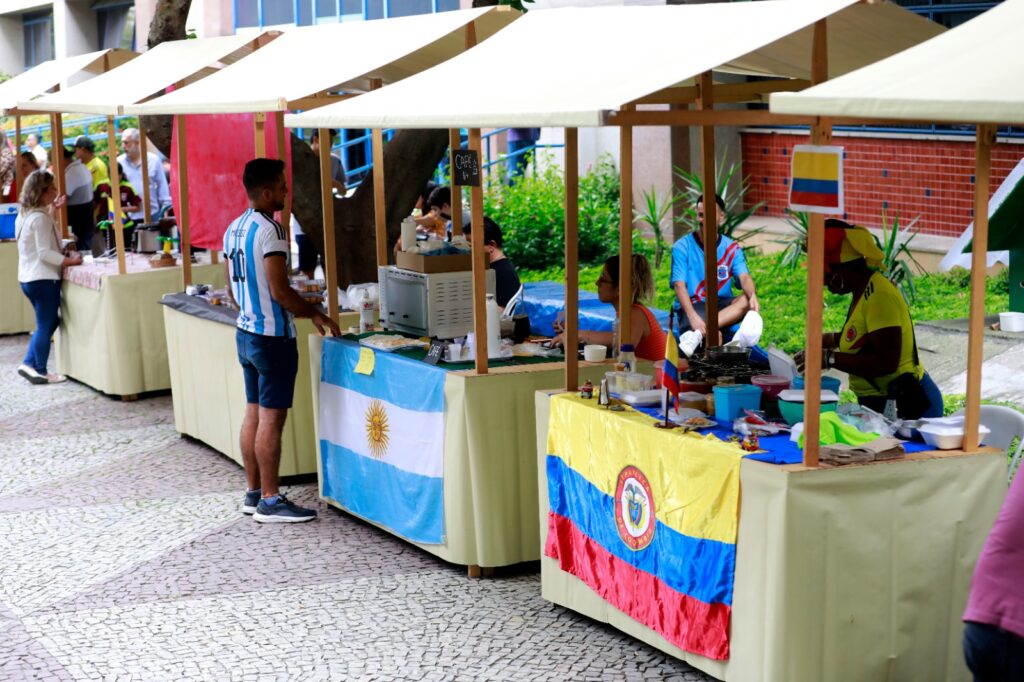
[524,281,671,337]
[626,403,932,465]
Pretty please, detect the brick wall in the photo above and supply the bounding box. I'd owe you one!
[741,130,1022,238]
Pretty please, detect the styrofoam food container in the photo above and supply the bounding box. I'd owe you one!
[999,311,1024,333]
[918,421,990,450]
[778,389,840,403]
[583,344,607,362]
[618,389,662,407]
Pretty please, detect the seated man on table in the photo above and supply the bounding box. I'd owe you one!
[463,216,522,308]
[224,158,340,524]
[671,194,759,340]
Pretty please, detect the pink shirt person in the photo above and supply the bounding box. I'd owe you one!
[964,471,1024,638]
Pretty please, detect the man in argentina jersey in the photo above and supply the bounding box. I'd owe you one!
[224,158,340,524]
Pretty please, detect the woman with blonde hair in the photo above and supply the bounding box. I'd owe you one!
[554,253,667,361]
[16,169,82,384]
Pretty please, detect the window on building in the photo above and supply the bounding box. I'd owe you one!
[893,1,1000,28]
[262,0,295,26]
[365,0,384,20]
[315,0,336,18]
[297,0,314,26]
[23,11,54,68]
[437,0,460,10]
[388,0,433,18]
[236,0,259,28]
[94,1,136,51]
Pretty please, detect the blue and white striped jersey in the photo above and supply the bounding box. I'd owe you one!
[223,209,295,338]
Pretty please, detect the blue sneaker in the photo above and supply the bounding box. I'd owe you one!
[241,489,261,515]
[252,494,317,524]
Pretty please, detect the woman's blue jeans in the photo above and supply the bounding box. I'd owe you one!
[20,279,62,375]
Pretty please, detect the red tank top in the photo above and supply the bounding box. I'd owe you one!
[633,304,667,361]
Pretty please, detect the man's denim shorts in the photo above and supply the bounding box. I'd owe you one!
[235,329,298,410]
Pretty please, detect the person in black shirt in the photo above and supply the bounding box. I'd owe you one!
[463,216,521,308]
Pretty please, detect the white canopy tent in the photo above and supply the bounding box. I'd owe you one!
[122,6,520,318]
[1,49,136,232]
[770,0,1024,453]
[286,0,940,129]
[284,0,942,466]
[15,34,275,276]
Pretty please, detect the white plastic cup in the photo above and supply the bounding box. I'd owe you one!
[583,344,607,362]
[447,342,463,362]
[400,217,417,252]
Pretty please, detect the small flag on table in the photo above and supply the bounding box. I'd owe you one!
[663,311,680,412]
[789,144,844,214]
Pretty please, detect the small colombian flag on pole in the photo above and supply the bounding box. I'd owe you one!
[663,313,681,410]
[789,144,844,214]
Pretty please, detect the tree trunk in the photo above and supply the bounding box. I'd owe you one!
[141,0,193,156]
[291,129,450,287]
[144,0,451,285]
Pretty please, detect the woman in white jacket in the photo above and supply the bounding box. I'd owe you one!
[16,170,82,384]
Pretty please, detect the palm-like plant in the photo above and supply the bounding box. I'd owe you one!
[674,155,765,242]
[774,209,809,271]
[634,187,682,270]
[879,211,924,304]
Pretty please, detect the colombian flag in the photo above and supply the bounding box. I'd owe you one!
[545,395,743,660]
[789,144,844,213]
[663,329,680,409]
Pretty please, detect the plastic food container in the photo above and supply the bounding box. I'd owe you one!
[751,374,791,399]
[583,344,607,362]
[777,389,841,426]
[792,375,842,394]
[605,371,626,393]
[624,372,655,392]
[999,312,1024,333]
[918,418,991,450]
[713,384,762,422]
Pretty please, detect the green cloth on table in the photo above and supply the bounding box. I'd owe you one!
[798,411,879,449]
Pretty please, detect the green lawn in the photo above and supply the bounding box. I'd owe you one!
[519,249,1010,355]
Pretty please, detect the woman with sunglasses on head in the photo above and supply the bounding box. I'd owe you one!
[553,253,666,362]
[794,219,942,420]
[15,169,82,385]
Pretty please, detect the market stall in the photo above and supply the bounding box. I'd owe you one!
[307,334,612,569]
[124,7,518,469]
[1,49,136,335]
[284,0,943,575]
[21,34,274,397]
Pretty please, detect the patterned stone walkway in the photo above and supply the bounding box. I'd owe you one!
[0,334,711,681]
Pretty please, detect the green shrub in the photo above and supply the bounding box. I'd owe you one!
[484,154,649,271]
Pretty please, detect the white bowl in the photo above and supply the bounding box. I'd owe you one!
[583,344,607,362]
[999,311,1024,333]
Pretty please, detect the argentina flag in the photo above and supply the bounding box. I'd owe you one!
[318,339,446,544]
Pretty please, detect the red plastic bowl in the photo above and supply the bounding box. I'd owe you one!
[751,374,791,399]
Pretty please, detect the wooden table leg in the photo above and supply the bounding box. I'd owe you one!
[467,564,482,579]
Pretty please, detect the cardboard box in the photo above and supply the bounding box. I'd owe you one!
[396,250,472,274]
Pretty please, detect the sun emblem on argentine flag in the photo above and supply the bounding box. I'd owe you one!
[365,400,390,459]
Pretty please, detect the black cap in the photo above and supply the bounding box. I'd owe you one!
[73,135,95,150]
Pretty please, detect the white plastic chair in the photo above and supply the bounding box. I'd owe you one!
[953,405,1024,478]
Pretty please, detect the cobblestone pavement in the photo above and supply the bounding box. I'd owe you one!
[0,335,712,682]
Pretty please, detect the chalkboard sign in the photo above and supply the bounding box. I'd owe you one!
[424,339,447,365]
[451,149,481,187]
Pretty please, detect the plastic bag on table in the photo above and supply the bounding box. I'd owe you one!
[836,403,897,438]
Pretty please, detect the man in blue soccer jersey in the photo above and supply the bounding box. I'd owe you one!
[224,158,340,523]
[671,194,759,341]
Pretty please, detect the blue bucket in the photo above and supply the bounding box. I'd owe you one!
[0,204,17,240]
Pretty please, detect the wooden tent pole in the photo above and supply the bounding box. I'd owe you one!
[51,113,68,238]
[319,127,339,322]
[370,78,387,267]
[275,111,290,249]
[802,19,831,468]
[14,115,23,196]
[137,119,153,224]
[469,128,488,374]
[565,127,579,391]
[697,71,719,349]
[175,114,193,288]
[107,116,127,275]
[254,112,266,157]
[450,129,463,236]
[964,124,995,451]
[618,109,634,353]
